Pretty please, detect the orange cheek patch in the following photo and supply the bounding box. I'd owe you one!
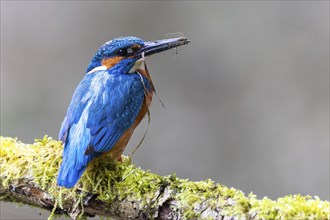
[102,56,124,69]
[131,44,141,50]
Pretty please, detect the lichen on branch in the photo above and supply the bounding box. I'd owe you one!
[0,136,329,220]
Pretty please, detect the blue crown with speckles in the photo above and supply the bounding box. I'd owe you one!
[86,36,145,73]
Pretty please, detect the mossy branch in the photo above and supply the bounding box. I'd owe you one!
[0,136,329,220]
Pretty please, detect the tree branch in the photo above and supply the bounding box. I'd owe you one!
[0,136,329,220]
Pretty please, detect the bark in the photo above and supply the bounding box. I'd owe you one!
[0,176,224,220]
[1,136,329,220]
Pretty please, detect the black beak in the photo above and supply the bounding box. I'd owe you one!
[135,37,190,58]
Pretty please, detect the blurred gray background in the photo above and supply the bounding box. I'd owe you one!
[1,1,329,219]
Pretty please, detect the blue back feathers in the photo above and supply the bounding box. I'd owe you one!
[57,36,151,188]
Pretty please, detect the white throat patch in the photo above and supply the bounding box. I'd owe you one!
[129,52,146,73]
[87,65,107,74]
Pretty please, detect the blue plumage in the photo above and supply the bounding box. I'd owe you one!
[57,36,189,188]
[86,37,144,73]
[58,70,147,188]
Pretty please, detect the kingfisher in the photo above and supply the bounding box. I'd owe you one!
[57,36,190,188]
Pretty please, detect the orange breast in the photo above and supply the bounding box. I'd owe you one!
[108,68,154,160]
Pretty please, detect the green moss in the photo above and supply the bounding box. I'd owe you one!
[1,136,329,220]
[249,194,330,219]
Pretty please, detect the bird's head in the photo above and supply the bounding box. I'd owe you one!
[86,36,190,74]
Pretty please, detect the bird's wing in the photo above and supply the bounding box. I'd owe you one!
[86,74,145,153]
[59,73,95,144]
[59,71,145,156]
[58,70,145,188]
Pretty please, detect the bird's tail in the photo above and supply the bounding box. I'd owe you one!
[57,154,87,188]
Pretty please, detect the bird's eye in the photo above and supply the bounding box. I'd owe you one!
[118,48,134,57]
